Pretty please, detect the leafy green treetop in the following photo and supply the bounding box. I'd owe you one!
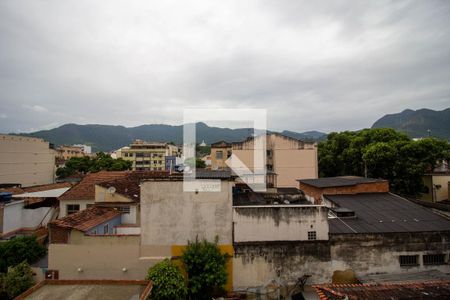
[146,259,187,300]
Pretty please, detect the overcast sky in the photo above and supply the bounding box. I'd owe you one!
[0,1,449,134]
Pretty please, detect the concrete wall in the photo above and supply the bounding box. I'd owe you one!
[330,232,450,278]
[233,241,332,288]
[1,200,53,235]
[233,206,329,242]
[140,180,233,256]
[233,232,450,289]
[0,134,56,187]
[48,230,156,280]
[59,200,93,218]
[232,134,318,188]
[273,149,317,187]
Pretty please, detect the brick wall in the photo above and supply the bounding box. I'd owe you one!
[300,181,389,204]
[49,224,70,244]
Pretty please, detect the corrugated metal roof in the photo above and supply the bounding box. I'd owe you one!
[298,176,386,188]
[326,193,450,234]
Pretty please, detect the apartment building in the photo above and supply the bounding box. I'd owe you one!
[56,145,85,161]
[211,133,318,187]
[116,140,178,171]
[0,134,56,187]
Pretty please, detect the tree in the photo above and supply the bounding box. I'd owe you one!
[56,152,132,178]
[0,236,46,273]
[146,259,187,300]
[184,157,206,169]
[318,128,450,195]
[181,237,228,300]
[1,261,34,299]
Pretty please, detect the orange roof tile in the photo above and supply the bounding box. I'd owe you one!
[58,171,129,201]
[50,206,121,232]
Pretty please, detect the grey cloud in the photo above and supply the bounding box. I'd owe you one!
[0,0,449,134]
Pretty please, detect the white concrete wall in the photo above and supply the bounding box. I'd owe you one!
[49,231,156,280]
[121,205,137,224]
[22,207,53,228]
[233,206,329,242]
[3,201,23,234]
[59,200,93,218]
[140,180,233,246]
[116,226,141,235]
[2,200,53,235]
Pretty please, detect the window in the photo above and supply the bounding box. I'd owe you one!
[307,231,317,240]
[103,224,109,234]
[66,204,80,215]
[135,152,144,157]
[399,255,419,267]
[216,151,223,159]
[423,254,446,265]
[117,206,131,214]
[91,230,97,235]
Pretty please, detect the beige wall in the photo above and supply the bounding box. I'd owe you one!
[140,180,233,251]
[0,134,55,187]
[59,200,93,218]
[273,149,317,187]
[421,175,450,202]
[232,134,318,188]
[211,147,231,170]
[233,206,329,242]
[49,230,156,280]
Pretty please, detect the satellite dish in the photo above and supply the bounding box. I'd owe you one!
[107,186,116,194]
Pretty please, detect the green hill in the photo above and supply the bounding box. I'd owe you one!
[17,123,326,152]
[371,108,450,140]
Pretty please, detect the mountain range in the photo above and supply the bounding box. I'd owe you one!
[15,108,449,152]
[371,108,450,140]
[18,123,327,152]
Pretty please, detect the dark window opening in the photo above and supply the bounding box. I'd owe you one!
[423,254,445,265]
[400,255,419,267]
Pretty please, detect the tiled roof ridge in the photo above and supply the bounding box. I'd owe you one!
[50,206,121,232]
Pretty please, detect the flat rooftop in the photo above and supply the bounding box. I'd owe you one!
[326,193,450,234]
[17,280,152,300]
[298,176,386,188]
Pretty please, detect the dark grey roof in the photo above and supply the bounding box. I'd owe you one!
[326,193,450,234]
[194,169,232,179]
[298,176,386,188]
[358,269,450,284]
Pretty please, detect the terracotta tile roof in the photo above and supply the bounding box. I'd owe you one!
[58,171,129,201]
[50,206,121,232]
[314,280,450,300]
[0,182,73,195]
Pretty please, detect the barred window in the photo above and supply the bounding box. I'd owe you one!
[399,255,418,267]
[423,254,445,265]
[117,206,131,214]
[308,231,317,240]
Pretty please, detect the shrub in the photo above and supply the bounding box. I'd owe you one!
[0,236,46,273]
[1,261,34,299]
[146,259,187,300]
[181,237,228,300]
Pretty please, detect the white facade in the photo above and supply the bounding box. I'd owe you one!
[233,205,329,242]
[1,200,54,236]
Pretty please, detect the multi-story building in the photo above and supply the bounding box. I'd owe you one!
[56,145,85,161]
[210,141,232,170]
[211,133,318,188]
[0,134,56,187]
[116,140,178,171]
